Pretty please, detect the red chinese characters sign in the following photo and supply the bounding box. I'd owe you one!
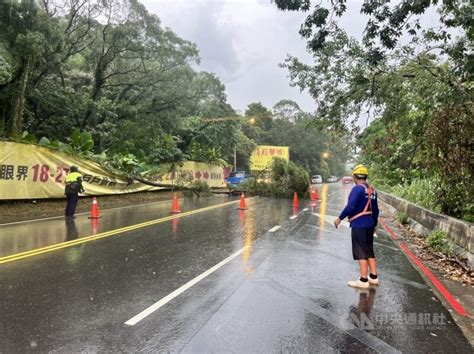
[250,145,289,171]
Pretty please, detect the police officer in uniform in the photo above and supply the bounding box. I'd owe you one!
[65,166,84,219]
[335,165,379,289]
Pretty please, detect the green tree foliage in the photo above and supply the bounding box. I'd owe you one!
[245,102,273,131]
[357,57,472,220]
[280,27,372,130]
[275,0,472,220]
[0,0,241,168]
[274,0,472,62]
[0,0,350,188]
[239,102,349,178]
[272,99,302,122]
[260,113,347,178]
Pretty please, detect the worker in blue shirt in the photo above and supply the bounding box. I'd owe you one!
[334,165,379,289]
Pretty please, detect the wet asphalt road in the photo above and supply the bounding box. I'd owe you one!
[0,185,472,352]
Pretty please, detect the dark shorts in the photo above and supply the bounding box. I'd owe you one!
[351,227,375,260]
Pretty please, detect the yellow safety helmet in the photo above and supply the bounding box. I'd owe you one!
[352,164,369,176]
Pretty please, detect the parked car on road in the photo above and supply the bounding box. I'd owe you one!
[225,171,248,186]
[311,175,323,184]
[327,176,337,183]
[342,176,353,184]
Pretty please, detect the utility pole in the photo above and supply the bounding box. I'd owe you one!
[234,147,237,172]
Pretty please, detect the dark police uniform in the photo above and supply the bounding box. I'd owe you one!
[64,168,84,218]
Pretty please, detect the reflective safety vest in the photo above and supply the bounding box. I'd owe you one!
[65,172,82,195]
[348,184,374,222]
[65,172,81,183]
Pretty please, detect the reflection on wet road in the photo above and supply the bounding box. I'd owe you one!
[0,186,471,352]
[319,183,328,231]
[0,196,241,257]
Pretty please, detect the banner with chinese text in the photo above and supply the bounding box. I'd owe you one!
[249,145,289,171]
[0,142,226,200]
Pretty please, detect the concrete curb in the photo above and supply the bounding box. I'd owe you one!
[377,190,474,268]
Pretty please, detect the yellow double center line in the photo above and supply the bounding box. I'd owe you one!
[0,198,255,265]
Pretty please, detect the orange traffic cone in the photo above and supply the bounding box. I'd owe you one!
[239,192,246,210]
[310,189,320,201]
[292,192,299,208]
[171,192,181,213]
[314,189,320,200]
[88,197,101,219]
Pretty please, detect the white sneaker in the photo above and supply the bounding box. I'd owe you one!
[369,276,379,285]
[348,278,370,289]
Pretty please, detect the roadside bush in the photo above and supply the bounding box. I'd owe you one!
[367,164,395,193]
[271,157,288,184]
[376,175,473,223]
[390,178,441,214]
[242,158,310,198]
[287,161,310,197]
[461,203,474,223]
[397,212,409,225]
[426,230,452,255]
[183,180,212,198]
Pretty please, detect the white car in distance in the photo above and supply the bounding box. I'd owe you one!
[311,175,323,184]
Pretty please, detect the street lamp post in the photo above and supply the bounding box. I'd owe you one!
[199,115,258,172]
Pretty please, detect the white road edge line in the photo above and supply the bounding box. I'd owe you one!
[289,215,298,220]
[269,225,281,233]
[312,213,350,228]
[124,246,249,326]
[302,208,308,212]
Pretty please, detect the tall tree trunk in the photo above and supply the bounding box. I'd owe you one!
[7,59,30,137]
[0,99,6,137]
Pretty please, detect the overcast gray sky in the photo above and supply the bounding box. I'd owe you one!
[141,0,439,114]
